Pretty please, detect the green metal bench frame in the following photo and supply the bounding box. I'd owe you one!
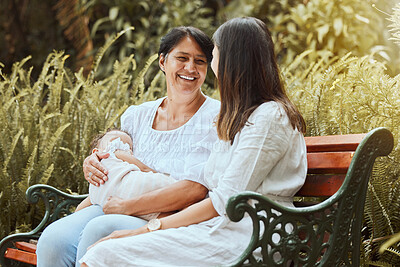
[0,186,87,266]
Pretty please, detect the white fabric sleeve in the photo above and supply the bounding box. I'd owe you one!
[120,105,136,133]
[182,130,217,186]
[208,105,292,216]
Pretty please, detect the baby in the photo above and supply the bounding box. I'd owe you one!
[76,128,177,220]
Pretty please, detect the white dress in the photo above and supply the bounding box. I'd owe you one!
[121,96,221,186]
[89,137,177,221]
[80,101,307,267]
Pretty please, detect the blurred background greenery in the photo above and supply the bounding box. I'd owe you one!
[1,0,400,265]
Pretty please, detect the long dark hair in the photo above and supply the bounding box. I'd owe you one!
[213,17,306,143]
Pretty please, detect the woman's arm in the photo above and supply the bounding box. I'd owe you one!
[87,198,218,250]
[114,150,156,173]
[160,197,218,229]
[102,180,208,215]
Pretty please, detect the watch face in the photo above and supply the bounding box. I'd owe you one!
[148,219,161,231]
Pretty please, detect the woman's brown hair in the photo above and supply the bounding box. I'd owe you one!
[213,17,306,144]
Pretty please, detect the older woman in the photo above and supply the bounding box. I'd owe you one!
[36,26,220,267]
[79,17,307,267]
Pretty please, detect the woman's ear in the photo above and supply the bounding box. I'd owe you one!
[159,54,166,72]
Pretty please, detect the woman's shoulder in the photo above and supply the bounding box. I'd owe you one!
[125,98,164,115]
[250,101,285,119]
[245,101,292,132]
[205,96,221,109]
[121,98,164,121]
[121,98,164,132]
[187,96,220,128]
[199,96,220,117]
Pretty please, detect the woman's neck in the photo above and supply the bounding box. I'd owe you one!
[166,91,206,118]
[153,92,206,131]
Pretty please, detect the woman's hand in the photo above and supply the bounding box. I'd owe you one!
[83,151,110,186]
[103,196,128,215]
[87,227,148,250]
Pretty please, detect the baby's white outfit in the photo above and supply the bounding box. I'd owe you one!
[89,137,176,220]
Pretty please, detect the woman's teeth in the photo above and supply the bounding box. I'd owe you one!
[179,75,195,81]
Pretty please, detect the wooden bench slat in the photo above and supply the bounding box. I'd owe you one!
[307,152,354,174]
[5,248,37,265]
[296,174,346,197]
[16,241,37,253]
[305,134,366,152]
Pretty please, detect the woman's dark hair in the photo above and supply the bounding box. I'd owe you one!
[213,17,306,143]
[158,26,213,64]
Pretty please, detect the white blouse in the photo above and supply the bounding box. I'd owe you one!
[205,101,307,218]
[120,96,221,186]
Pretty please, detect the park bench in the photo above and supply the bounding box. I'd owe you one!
[0,127,394,266]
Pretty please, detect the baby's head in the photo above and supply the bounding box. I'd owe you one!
[90,128,133,154]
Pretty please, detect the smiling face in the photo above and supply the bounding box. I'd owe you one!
[159,36,208,98]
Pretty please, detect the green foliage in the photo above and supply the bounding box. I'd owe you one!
[0,0,77,77]
[0,0,216,81]
[218,0,399,75]
[388,3,400,46]
[0,43,162,238]
[282,0,383,63]
[86,0,215,78]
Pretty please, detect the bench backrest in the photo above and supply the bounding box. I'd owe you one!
[298,133,366,197]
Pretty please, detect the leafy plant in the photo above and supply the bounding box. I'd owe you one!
[217,0,399,74]
[283,0,383,62]
[282,51,400,266]
[0,31,161,238]
[0,0,216,81]
[86,0,215,78]
[388,3,400,46]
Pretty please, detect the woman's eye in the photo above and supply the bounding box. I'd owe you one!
[177,57,187,61]
[196,59,206,65]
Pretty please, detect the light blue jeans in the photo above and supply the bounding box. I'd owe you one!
[36,205,147,267]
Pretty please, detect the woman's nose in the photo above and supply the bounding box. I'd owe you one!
[184,60,197,73]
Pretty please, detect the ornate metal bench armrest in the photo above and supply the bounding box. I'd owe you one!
[25,184,88,234]
[225,128,394,267]
[226,192,303,267]
[0,184,87,266]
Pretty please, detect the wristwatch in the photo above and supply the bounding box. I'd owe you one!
[146,218,162,232]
